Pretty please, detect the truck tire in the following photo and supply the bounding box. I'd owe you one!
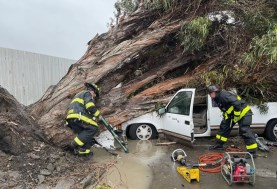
[128,124,158,140]
[265,119,277,141]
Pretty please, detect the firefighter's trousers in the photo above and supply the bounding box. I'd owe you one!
[215,112,257,153]
[67,119,99,154]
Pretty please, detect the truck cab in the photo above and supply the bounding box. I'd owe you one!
[121,88,277,142]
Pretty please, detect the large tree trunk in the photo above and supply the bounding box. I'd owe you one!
[28,0,277,146]
[28,7,204,145]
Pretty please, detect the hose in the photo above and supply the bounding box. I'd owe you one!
[225,146,243,152]
[198,152,224,173]
[198,147,244,173]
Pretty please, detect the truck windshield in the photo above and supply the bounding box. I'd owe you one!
[167,91,192,115]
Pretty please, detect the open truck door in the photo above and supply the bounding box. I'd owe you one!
[158,89,195,142]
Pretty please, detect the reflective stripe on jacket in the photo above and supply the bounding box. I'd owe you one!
[214,91,251,120]
[66,90,100,126]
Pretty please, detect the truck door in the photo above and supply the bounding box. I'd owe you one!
[161,89,195,142]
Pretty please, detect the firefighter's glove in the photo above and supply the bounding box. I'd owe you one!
[223,112,229,120]
[233,111,241,123]
[98,115,103,122]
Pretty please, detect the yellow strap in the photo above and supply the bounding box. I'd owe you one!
[246,143,257,150]
[221,136,228,142]
[216,134,227,142]
[234,111,240,116]
[67,113,98,126]
[237,96,241,100]
[74,137,84,146]
[79,149,91,154]
[68,109,74,114]
[94,110,100,117]
[240,105,250,119]
[223,112,228,120]
[226,106,234,114]
[85,102,95,109]
[71,98,84,105]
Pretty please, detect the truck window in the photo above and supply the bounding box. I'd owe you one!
[167,91,192,115]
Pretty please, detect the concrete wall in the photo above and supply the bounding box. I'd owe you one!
[0,47,76,105]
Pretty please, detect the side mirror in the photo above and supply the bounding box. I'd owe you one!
[158,107,166,115]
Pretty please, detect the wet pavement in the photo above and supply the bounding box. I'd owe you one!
[94,137,277,189]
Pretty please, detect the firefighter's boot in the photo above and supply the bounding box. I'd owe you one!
[77,148,93,159]
[64,141,79,154]
[246,150,257,159]
[209,143,224,150]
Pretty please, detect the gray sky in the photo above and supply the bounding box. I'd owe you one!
[0,0,116,60]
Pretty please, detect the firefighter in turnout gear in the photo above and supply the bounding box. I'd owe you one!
[65,82,101,157]
[207,84,258,158]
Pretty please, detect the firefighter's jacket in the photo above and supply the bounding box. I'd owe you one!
[214,91,251,121]
[66,90,100,126]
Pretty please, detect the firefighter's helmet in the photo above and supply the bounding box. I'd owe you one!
[84,82,100,97]
[207,84,220,93]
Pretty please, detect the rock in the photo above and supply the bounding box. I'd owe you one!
[8,181,17,187]
[50,154,60,159]
[13,186,25,189]
[39,169,51,176]
[54,179,74,189]
[56,166,61,172]
[8,171,21,180]
[29,153,40,159]
[35,184,51,189]
[46,163,55,172]
[38,175,45,184]
[0,171,6,182]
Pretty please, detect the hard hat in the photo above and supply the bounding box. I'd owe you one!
[84,82,100,97]
[207,84,220,93]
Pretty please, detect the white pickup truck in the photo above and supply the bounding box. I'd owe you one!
[120,88,277,142]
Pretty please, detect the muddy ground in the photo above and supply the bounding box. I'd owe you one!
[98,137,277,189]
[1,134,276,189]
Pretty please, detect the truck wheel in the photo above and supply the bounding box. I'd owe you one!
[128,124,157,140]
[265,119,277,141]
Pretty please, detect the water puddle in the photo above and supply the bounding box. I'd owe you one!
[256,168,277,178]
[93,135,168,189]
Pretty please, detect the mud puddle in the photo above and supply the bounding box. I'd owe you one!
[93,138,168,189]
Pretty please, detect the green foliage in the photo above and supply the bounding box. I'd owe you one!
[115,0,139,15]
[257,103,269,114]
[145,0,174,12]
[222,0,276,35]
[243,8,275,35]
[243,27,277,66]
[200,70,225,87]
[199,64,245,86]
[178,17,212,53]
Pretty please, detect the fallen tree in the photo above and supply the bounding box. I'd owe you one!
[0,1,276,187]
[28,0,277,146]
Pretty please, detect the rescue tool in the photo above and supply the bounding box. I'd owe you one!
[99,115,129,153]
[172,149,200,183]
[255,134,277,151]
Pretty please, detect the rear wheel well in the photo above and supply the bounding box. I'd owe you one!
[264,118,277,141]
